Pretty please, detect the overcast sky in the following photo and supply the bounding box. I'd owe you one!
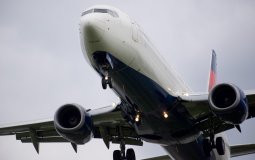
[0,0,255,159]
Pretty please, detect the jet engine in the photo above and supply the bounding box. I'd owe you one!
[54,104,93,144]
[208,83,249,125]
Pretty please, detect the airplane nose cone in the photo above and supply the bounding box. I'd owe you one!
[80,16,105,43]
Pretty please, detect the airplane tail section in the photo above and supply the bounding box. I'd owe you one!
[208,50,217,92]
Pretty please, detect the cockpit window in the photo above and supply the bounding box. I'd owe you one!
[107,9,118,17]
[94,8,108,13]
[81,8,119,17]
[81,9,93,16]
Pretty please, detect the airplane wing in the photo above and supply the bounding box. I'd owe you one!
[179,51,255,134]
[230,144,255,157]
[181,91,255,137]
[244,90,255,118]
[0,103,142,153]
[180,51,255,136]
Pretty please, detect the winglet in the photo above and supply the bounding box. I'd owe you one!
[208,50,217,92]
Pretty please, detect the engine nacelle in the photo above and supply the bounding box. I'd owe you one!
[54,104,93,144]
[208,83,249,125]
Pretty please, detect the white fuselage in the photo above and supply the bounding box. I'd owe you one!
[80,6,191,97]
[79,5,230,160]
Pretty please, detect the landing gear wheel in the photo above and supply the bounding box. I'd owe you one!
[108,77,113,88]
[202,138,212,157]
[102,77,107,89]
[113,150,121,160]
[126,148,136,160]
[216,137,225,155]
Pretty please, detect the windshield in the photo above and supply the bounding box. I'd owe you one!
[82,8,119,17]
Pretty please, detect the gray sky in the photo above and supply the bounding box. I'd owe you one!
[0,0,255,159]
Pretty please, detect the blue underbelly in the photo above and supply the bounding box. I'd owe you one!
[93,51,201,145]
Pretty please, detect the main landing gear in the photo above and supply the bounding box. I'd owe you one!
[203,136,225,157]
[102,75,112,89]
[113,141,136,160]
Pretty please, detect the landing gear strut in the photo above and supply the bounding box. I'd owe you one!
[202,117,226,157]
[113,141,136,160]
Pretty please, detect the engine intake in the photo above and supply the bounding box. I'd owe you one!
[208,83,248,125]
[54,104,93,144]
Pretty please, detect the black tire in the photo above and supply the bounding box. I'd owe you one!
[102,77,107,89]
[113,150,121,160]
[108,77,113,88]
[216,137,225,155]
[202,139,211,157]
[126,148,136,160]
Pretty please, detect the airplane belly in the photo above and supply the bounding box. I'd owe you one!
[163,136,217,160]
[92,51,201,145]
[163,134,230,160]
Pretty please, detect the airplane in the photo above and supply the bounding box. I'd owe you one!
[0,5,255,160]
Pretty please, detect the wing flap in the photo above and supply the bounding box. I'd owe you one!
[231,144,255,157]
[21,137,68,143]
[16,129,59,140]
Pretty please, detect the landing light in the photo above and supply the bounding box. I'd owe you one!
[112,102,116,107]
[163,111,169,119]
[183,93,189,96]
[135,114,140,122]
